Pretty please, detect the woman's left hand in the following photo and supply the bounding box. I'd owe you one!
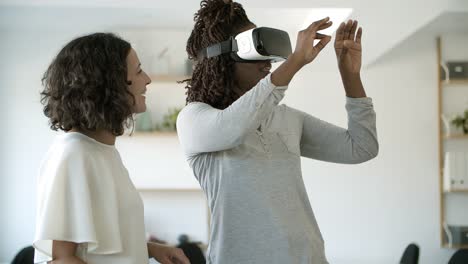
[149,243,190,264]
[334,19,362,74]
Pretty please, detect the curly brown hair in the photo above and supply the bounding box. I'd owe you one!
[40,32,135,136]
[183,0,253,109]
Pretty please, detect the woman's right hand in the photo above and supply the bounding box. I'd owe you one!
[271,17,332,87]
[292,17,332,66]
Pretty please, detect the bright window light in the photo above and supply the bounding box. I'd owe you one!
[301,8,353,35]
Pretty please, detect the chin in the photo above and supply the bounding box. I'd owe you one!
[134,106,147,114]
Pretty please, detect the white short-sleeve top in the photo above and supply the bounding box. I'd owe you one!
[33,132,148,264]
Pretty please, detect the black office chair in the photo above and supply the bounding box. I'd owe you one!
[448,249,468,264]
[399,243,419,264]
[11,246,34,264]
[177,234,206,264]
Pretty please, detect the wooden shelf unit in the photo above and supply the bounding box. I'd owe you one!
[443,189,468,194]
[443,243,468,250]
[122,131,178,138]
[150,74,191,83]
[441,79,468,86]
[437,36,468,250]
[443,134,468,139]
[131,131,178,137]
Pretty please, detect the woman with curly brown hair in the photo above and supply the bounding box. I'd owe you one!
[33,33,189,264]
[177,1,379,263]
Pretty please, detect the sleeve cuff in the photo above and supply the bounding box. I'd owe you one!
[254,73,288,108]
[346,96,373,105]
[266,73,288,91]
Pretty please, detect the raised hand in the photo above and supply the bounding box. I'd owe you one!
[294,17,333,66]
[271,17,333,86]
[335,19,362,74]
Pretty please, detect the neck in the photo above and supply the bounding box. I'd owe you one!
[231,83,249,99]
[70,128,116,145]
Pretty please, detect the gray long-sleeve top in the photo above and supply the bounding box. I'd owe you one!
[176,74,378,264]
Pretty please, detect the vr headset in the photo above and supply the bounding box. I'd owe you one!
[198,27,292,63]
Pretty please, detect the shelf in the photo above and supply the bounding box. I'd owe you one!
[150,74,191,83]
[443,134,468,139]
[124,131,178,137]
[443,243,468,249]
[441,79,468,86]
[444,189,468,193]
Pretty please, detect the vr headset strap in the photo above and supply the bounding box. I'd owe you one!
[198,37,238,59]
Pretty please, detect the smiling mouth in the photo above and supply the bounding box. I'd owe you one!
[261,66,271,72]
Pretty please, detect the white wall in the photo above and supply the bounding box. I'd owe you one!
[0,28,73,262]
[0,25,464,264]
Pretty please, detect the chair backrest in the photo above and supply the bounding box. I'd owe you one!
[177,242,206,264]
[400,243,419,264]
[448,249,468,264]
[11,246,34,264]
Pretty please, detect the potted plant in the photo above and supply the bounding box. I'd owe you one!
[451,110,468,134]
[155,107,182,132]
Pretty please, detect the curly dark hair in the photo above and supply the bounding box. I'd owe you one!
[40,32,135,136]
[182,0,253,109]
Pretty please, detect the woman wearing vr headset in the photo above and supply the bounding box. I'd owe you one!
[177,0,378,263]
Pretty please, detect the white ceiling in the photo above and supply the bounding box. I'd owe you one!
[419,12,468,35]
[0,0,467,66]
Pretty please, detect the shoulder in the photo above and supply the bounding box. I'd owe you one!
[58,133,98,159]
[179,102,212,116]
[267,104,307,133]
[40,133,102,174]
[177,102,215,127]
[275,104,306,119]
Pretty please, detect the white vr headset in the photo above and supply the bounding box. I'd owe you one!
[198,27,292,63]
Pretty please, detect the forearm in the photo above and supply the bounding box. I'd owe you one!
[271,53,304,86]
[299,98,378,163]
[51,241,86,264]
[147,242,156,258]
[339,70,366,98]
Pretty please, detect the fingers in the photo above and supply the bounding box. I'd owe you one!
[349,21,358,39]
[306,17,332,32]
[355,27,362,44]
[313,35,332,54]
[172,249,190,264]
[165,256,187,264]
[176,255,190,264]
[315,33,330,39]
[317,20,333,31]
[343,20,353,39]
[335,22,345,41]
[343,19,359,40]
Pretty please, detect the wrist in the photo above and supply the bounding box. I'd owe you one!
[147,242,159,258]
[288,52,306,69]
[339,70,361,80]
[340,73,366,98]
[271,53,303,86]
